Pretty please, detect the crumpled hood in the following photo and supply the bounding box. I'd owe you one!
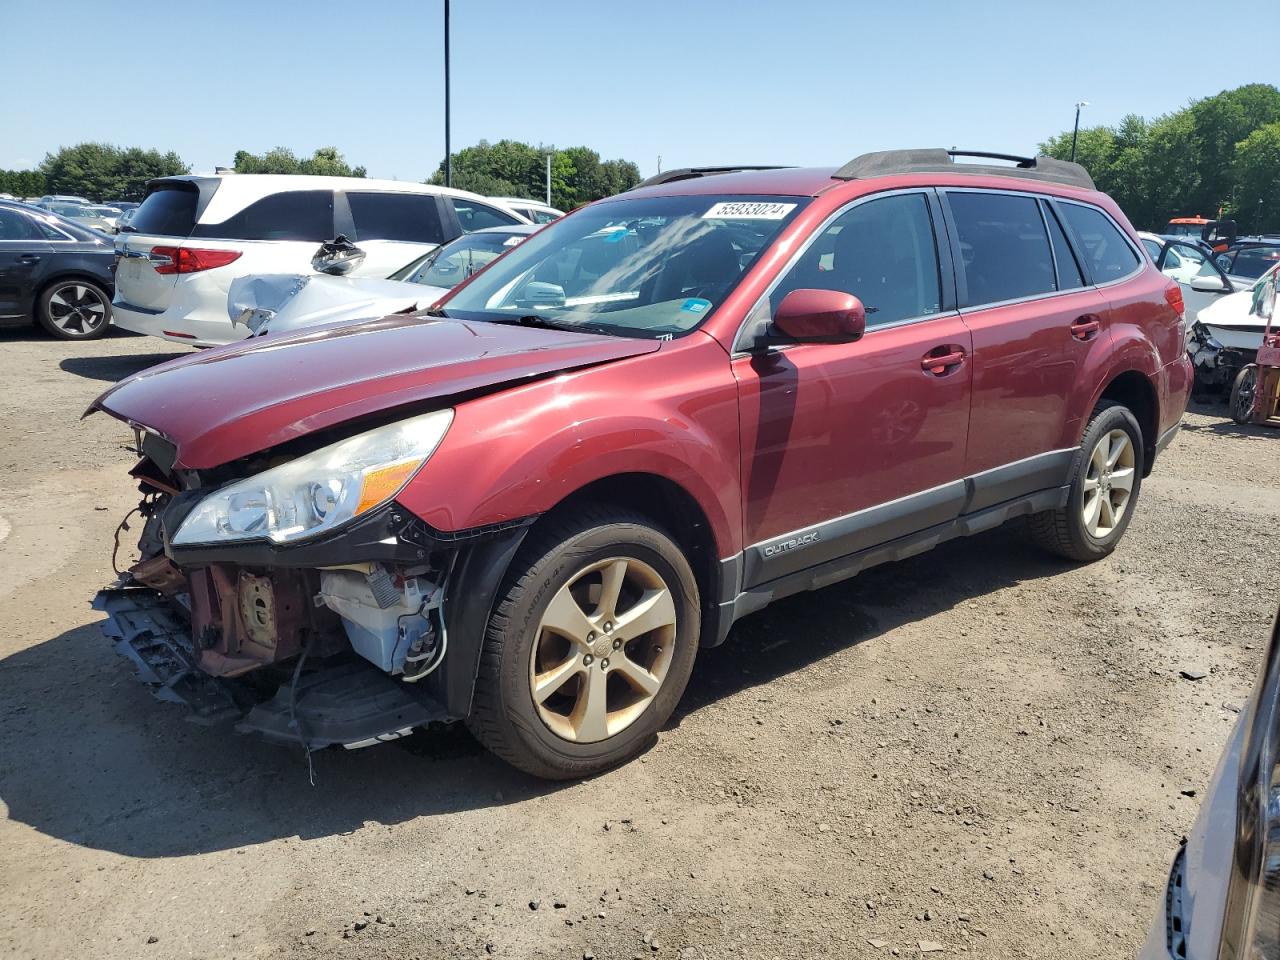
[91,314,660,470]
[228,273,448,336]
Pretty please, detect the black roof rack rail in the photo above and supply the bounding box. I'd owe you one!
[630,165,793,191]
[832,149,1095,191]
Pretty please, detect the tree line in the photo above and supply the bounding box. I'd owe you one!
[425,140,642,210]
[1,140,639,210]
[1040,83,1280,234]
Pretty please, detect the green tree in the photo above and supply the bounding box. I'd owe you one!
[1039,83,1280,233]
[233,146,366,177]
[0,169,47,197]
[429,140,640,209]
[39,143,188,201]
[1234,122,1280,233]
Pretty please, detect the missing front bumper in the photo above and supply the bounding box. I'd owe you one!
[93,585,446,750]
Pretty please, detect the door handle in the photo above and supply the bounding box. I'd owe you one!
[18,254,41,263]
[1071,314,1101,341]
[921,346,966,376]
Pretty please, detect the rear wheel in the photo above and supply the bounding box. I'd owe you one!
[466,506,700,779]
[1029,401,1144,562]
[1230,365,1258,425]
[37,280,111,340]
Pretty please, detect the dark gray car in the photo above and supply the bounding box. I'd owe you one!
[0,200,116,339]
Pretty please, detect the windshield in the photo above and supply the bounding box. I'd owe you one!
[50,204,94,219]
[438,194,809,338]
[1165,222,1204,238]
[391,230,528,288]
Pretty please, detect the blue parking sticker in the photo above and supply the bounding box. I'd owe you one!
[681,298,711,314]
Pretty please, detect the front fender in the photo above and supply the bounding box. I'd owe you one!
[397,337,743,560]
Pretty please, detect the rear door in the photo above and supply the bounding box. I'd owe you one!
[114,180,201,311]
[943,189,1110,484]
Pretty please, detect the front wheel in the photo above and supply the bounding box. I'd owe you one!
[1029,400,1144,562]
[1230,365,1258,425]
[466,506,701,779]
[37,280,112,340]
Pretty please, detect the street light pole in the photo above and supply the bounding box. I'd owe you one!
[444,0,452,188]
[1070,100,1088,163]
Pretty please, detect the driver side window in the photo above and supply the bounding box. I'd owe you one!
[771,193,942,328]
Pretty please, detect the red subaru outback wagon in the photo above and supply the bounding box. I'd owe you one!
[93,150,1192,778]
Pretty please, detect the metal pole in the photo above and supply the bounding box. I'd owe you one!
[444,0,452,188]
[1070,101,1087,164]
[546,153,551,205]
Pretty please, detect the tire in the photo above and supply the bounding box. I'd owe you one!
[466,505,701,779]
[1028,400,1145,562]
[36,279,112,340]
[1230,365,1258,425]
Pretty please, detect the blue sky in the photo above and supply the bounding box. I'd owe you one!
[3,0,1274,180]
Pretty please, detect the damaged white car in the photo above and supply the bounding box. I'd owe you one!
[230,225,541,337]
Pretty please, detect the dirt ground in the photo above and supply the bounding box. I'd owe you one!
[1,326,1277,960]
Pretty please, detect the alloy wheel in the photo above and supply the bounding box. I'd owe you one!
[1081,428,1135,538]
[529,556,677,743]
[46,283,107,335]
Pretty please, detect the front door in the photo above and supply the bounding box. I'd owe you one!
[732,190,972,587]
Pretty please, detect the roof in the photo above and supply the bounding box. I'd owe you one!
[153,173,503,203]
[620,149,1099,200]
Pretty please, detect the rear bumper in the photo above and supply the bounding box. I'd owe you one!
[112,300,247,348]
[94,585,445,749]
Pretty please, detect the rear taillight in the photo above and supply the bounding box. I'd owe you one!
[1164,280,1185,319]
[151,246,242,275]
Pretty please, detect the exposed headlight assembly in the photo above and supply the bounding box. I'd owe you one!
[1222,611,1280,959]
[172,409,453,546]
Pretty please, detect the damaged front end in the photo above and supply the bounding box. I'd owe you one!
[94,418,528,753]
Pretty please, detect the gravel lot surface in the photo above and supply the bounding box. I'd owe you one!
[1,328,1277,960]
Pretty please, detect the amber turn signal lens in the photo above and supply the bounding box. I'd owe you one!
[355,461,418,516]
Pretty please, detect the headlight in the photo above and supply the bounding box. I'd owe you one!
[171,409,453,546]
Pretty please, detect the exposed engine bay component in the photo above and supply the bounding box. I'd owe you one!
[188,565,320,677]
[317,565,445,679]
[1189,320,1258,393]
[94,585,446,750]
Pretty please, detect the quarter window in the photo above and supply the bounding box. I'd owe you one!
[194,190,335,242]
[948,192,1056,305]
[1056,203,1140,283]
[451,198,521,232]
[771,192,942,328]
[347,192,447,245]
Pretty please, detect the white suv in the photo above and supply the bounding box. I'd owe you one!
[113,175,529,346]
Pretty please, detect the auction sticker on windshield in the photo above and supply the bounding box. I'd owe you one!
[703,201,797,220]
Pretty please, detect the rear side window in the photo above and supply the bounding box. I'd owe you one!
[1056,203,1140,283]
[948,192,1056,306]
[451,198,520,232]
[347,192,447,244]
[130,186,198,237]
[1043,204,1085,290]
[194,190,334,242]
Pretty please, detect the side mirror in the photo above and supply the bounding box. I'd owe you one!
[312,235,366,276]
[771,289,867,344]
[1190,274,1228,293]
